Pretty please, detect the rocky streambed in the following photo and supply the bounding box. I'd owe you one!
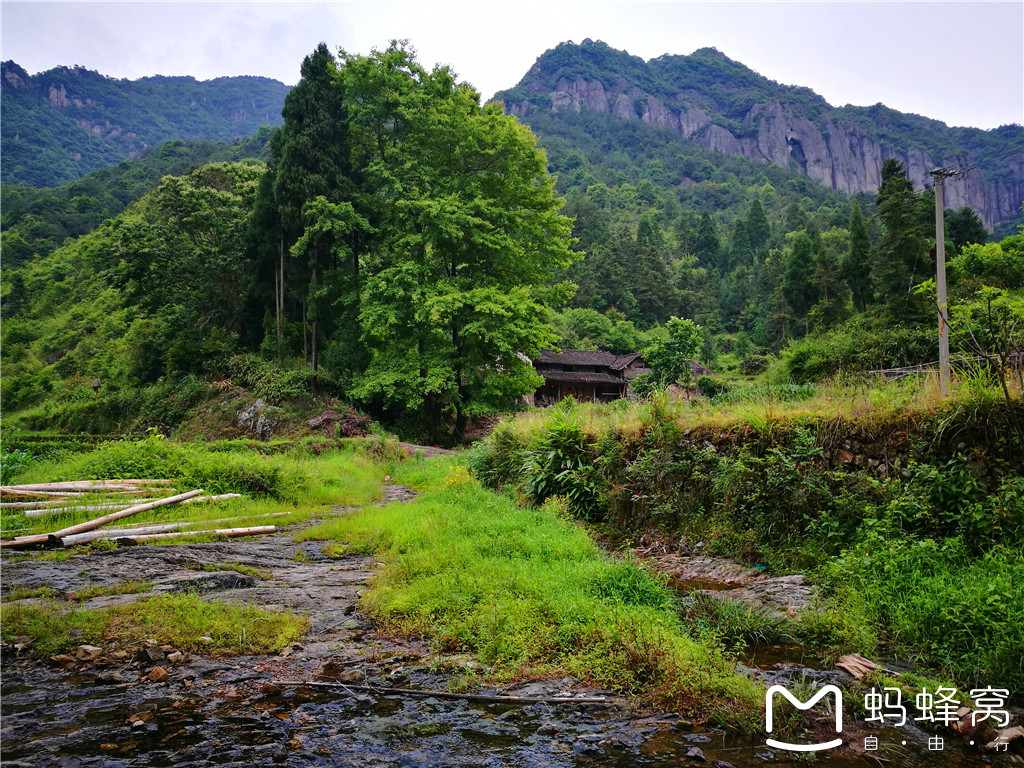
[0,494,1011,767]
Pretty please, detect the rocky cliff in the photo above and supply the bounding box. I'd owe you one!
[497,41,1024,229]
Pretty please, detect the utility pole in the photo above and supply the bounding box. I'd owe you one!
[930,167,956,397]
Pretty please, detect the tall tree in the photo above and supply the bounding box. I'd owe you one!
[782,231,817,336]
[342,44,577,439]
[871,158,930,319]
[844,202,872,311]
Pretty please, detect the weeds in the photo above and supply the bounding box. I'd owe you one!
[0,594,306,656]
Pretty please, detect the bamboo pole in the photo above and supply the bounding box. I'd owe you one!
[2,484,141,493]
[49,489,205,539]
[120,525,276,544]
[23,493,240,519]
[60,512,290,545]
[1,479,173,490]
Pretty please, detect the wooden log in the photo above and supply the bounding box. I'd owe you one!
[118,509,283,529]
[118,525,277,544]
[0,533,53,549]
[0,489,89,499]
[48,489,205,539]
[2,484,141,493]
[271,679,611,705]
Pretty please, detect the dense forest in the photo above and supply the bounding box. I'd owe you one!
[2,42,1022,443]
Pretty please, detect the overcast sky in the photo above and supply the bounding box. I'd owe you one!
[2,1,1022,130]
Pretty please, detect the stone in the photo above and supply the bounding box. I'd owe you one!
[147,666,170,683]
[198,636,215,644]
[137,646,164,663]
[167,651,184,663]
[75,644,103,661]
[96,671,125,684]
[337,669,365,683]
[686,746,707,761]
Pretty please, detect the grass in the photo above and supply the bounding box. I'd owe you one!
[0,593,307,656]
[70,581,153,601]
[187,562,272,580]
[297,457,763,728]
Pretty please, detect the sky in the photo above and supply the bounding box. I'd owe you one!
[2,1,1022,130]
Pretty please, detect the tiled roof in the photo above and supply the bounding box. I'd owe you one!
[535,349,620,367]
[538,371,625,384]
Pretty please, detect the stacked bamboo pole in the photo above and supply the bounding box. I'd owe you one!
[0,479,275,550]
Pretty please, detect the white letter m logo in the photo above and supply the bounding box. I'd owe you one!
[765,684,844,752]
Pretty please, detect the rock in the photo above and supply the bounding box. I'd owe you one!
[75,644,103,661]
[237,398,283,441]
[536,721,559,736]
[148,666,170,683]
[713,762,737,768]
[137,645,164,663]
[272,743,289,763]
[50,654,75,665]
[111,650,129,659]
[278,646,293,658]
[198,636,215,644]
[686,746,707,762]
[340,619,360,631]
[96,671,125,685]
[167,651,184,663]
[337,669,365,683]
[261,682,282,695]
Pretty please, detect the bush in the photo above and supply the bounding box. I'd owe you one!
[696,375,729,399]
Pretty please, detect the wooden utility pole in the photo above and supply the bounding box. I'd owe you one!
[930,168,955,397]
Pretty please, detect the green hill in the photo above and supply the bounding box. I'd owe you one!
[1,61,289,186]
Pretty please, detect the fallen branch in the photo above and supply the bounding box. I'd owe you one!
[3,498,150,510]
[118,525,277,544]
[271,679,611,705]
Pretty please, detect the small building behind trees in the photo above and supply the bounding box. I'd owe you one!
[531,350,651,405]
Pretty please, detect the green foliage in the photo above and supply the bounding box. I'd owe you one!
[0,447,32,483]
[519,407,603,519]
[644,316,703,387]
[696,375,729,399]
[825,537,1024,689]
[227,354,311,402]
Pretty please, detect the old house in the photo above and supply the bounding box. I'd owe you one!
[530,350,652,406]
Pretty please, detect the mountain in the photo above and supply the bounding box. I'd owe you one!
[1,61,290,186]
[495,40,1024,229]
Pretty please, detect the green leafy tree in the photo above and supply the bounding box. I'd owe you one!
[947,205,989,253]
[644,316,703,388]
[341,43,577,439]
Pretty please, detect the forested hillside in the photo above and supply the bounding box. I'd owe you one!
[2,42,1022,443]
[1,61,289,186]
[496,40,1024,231]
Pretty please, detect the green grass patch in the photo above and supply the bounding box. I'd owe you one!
[187,562,272,580]
[297,458,761,726]
[0,593,307,656]
[70,581,153,601]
